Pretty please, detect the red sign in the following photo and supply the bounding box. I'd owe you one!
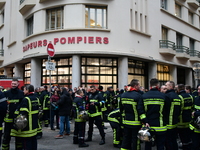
[47,42,55,57]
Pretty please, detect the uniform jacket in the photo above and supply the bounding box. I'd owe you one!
[73,96,86,122]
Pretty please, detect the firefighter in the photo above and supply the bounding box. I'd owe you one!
[120,79,142,150]
[85,85,105,145]
[0,90,7,147]
[73,90,89,148]
[165,81,182,150]
[177,84,193,150]
[10,84,40,150]
[2,78,24,150]
[189,84,200,150]
[138,78,168,150]
[39,85,50,127]
[108,108,123,148]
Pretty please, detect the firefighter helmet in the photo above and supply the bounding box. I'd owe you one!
[137,127,155,142]
[78,110,89,121]
[14,114,28,130]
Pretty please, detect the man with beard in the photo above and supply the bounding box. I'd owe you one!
[2,78,24,150]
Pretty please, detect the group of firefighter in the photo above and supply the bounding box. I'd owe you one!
[1,77,200,150]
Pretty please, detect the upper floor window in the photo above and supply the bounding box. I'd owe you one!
[0,38,3,56]
[85,6,107,29]
[46,7,63,31]
[176,33,183,46]
[189,38,195,50]
[162,27,168,40]
[27,16,33,36]
[161,0,167,10]
[188,11,193,24]
[175,3,181,18]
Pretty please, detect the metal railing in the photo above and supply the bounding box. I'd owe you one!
[159,40,175,50]
[190,50,200,58]
[20,0,25,5]
[0,49,4,56]
[174,45,190,54]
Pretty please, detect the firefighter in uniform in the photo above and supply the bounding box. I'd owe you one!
[2,78,24,150]
[11,84,40,150]
[108,108,123,148]
[189,84,200,150]
[138,78,168,150]
[165,81,182,150]
[99,86,107,129]
[120,79,142,150]
[177,84,193,150]
[73,90,89,148]
[85,85,105,145]
[0,90,7,147]
[39,85,50,127]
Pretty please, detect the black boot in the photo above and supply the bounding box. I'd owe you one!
[73,136,78,144]
[79,143,89,148]
[85,137,92,142]
[99,138,105,145]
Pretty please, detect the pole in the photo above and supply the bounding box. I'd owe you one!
[48,56,52,129]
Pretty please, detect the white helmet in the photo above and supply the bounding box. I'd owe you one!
[78,111,89,121]
[137,127,155,142]
[194,116,200,129]
[14,114,28,130]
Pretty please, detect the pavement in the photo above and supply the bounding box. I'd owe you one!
[8,120,160,150]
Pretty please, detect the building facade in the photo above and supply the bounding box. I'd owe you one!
[0,0,199,90]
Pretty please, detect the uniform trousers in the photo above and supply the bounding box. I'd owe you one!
[177,128,192,150]
[73,122,86,144]
[22,136,37,150]
[0,110,6,147]
[110,122,123,145]
[191,131,200,150]
[165,128,178,150]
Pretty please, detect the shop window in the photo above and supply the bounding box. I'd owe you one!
[85,6,107,29]
[157,64,170,85]
[46,7,63,31]
[128,59,147,88]
[24,63,31,84]
[81,57,117,90]
[42,58,72,87]
[27,15,33,36]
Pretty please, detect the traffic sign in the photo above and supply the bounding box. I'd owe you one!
[46,62,56,71]
[47,42,55,57]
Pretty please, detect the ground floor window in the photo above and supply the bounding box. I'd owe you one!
[177,68,185,84]
[157,64,170,86]
[128,59,147,88]
[81,57,118,90]
[42,58,72,87]
[24,63,31,85]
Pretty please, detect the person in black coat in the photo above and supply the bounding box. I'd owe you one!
[55,87,72,139]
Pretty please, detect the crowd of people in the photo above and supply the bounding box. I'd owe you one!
[0,78,200,150]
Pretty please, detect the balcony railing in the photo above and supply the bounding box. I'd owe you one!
[190,50,200,58]
[0,49,4,56]
[175,45,190,54]
[159,40,175,50]
[19,0,36,15]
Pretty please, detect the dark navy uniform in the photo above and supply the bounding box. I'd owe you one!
[138,88,168,150]
[120,89,142,150]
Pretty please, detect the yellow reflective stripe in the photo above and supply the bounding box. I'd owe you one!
[183,106,192,110]
[150,126,167,132]
[194,105,200,110]
[113,129,120,144]
[140,114,146,120]
[14,111,19,115]
[90,100,98,102]
[108,117,119,124]
[0,127,2,130]
[30,110,39,114]
[121,101,136,105]
[20,108,29,112]
[123,120,141,126]
[167,124,177,129]
[43,107,49,110]
[11,128,38,137]
[89,112,102,117]
[8,99,19,103]
[144,101,165,105]
[4,118,13,122]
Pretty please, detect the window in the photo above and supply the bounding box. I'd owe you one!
[42,58,72,87]
[189,38,195,50]
[161,0,167,10]
[24,63,31,85]
[1,10,4,24]
[27,16,33,36]
[162,27,168,40]
[157,64,170,86]
[128,60,147,88]
[175,3,181,18]
[81,57,117,89]
[0,38,3,56]
[188,11,193,24]
[85,6,107,29]
[176,33,182,46]
[46,7,63,31]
